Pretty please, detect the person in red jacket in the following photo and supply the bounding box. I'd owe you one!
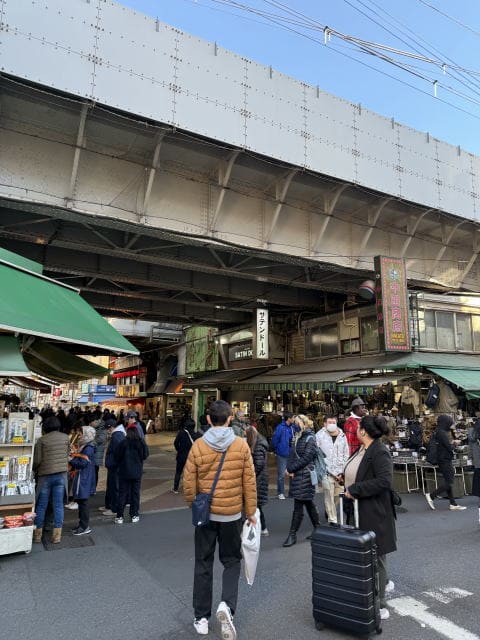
[343,397,367,456]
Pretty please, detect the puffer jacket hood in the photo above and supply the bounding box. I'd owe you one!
[203,426,236,452]
[437,414,453,431]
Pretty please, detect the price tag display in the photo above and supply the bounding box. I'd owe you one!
[12,436,25,444]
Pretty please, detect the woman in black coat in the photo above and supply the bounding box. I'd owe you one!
[246,425,269,535]
[283,415,320,547]
[114,424,149,524]
[425,414,466,511]
[172,418,201,493]
[344,415,396,621]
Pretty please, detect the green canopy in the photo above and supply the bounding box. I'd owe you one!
[0,335,31,376]
[0,252,138,354]
[428,368,480,392]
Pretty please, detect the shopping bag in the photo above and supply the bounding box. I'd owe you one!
[241,508,261,586]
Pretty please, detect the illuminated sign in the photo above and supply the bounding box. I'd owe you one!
[256,308,269,359]
[374,256,411,352]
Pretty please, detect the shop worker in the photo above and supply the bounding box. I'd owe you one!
[344,397,367,456]
[316,415,349,523]
[272,411,297,499]
[425,414,467,512]
[33,416,69,544]
[183,400,257,639]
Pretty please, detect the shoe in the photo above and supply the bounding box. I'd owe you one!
[385,580,395,593]
[261,528,269,536]
[98,506,107,512]
[425,493,435,510]
[33,527,43,543]
[278,493,286,500]
[216,601,236,640]
[65,502,78,510]
[52,528,62,544]
[102,509,116,516]
[131,516,140,523]
[193,617,209,635]
[380,608,390,620]
[282,532,297,547]
[171,489,179,494]
[72,527,92,536]
[449,504,467,511]
[114,517,124,524]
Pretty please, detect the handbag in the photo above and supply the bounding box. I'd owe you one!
[309,467,318,486]
[191,450,227,527]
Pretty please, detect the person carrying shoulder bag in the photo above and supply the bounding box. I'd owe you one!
[183,400,257,640]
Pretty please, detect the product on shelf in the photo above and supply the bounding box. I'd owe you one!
[0,419,6,444]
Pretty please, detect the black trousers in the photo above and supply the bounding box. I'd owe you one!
[193,519,242,620]
[431,461,456,505]
[105,468,119,512]
[117,478,141,518]
[293,498,320,528]
[173,458,187,491]
[259,506,266,531]
[77,498,89,530]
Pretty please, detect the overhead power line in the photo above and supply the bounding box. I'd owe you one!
[416,0,480,39]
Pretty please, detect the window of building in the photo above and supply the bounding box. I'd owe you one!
[305,327,322,359]
[456,313,473,351]
[424,310,437,349]
[419,309,475,351]
[305,324,339,358]
[472,315,480,351]
[436,312,455,350]
[361,316,379,353]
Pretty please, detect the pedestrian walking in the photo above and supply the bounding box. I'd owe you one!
[102,422,126,517]
[271,411,296,499]
[114,420,149,524]
[425,414,467,511]
[183,400,257,639]
[316,415,349,524]
[172,417,201,493]
[282,415,320,547]
[344,415,397,620]
[69,425,96,535]
[343,397,367,456]
[468,418,480,524]
[32,416,69,544]
[92,417,109,488]
[246,424,270,536]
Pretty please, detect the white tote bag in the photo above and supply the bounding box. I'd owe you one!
[241,508,261,586]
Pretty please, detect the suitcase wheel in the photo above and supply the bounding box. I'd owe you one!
[314,620,325,631]
[375,626,383,635]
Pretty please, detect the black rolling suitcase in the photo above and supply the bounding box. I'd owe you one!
[311,497,382,638]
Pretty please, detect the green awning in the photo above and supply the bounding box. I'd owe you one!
[0,335,31,376]
[0,252,138,354]
[428,368,480,392]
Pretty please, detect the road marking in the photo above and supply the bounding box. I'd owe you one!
[389,596,479,640]
[423,587,473,604]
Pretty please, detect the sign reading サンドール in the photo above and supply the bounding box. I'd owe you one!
[256,309,269,359]
[374,256,411,352]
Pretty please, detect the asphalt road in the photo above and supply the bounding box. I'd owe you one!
[1,492,478,640]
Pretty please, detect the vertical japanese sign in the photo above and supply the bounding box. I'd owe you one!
[374,256,411,352]
[256,308,269,359]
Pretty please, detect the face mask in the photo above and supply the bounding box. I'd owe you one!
[326,424,337,433]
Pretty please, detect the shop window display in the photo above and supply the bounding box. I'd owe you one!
[360,316,379,353]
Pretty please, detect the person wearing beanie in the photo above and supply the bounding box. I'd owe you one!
[114,420,149,524]
[69,425,97,535]
[425,414,466,511]
[125,409,145,440]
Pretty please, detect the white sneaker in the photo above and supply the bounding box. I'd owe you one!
[380,608,390,620]
[261,528,269,536]
[216,601,236,640]
[425,493,435,510]
[65,502,78,510]
[98,506,107,512]
[114,517,124,525]
[385,580,395,593]
[449,504,467,511]
[193,617,209,635]
[131,515,140,523]
[278,493,286,500]
[102,509,116,516]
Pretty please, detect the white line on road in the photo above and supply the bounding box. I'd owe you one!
[389,596,479,640]
[423,587,473,604]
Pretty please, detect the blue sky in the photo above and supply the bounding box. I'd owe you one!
[120,1,480,154]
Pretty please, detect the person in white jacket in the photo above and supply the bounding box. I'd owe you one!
[316,416,349,523]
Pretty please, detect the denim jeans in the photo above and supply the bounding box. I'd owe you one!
[35,473,66,528]
[276,455,288,495]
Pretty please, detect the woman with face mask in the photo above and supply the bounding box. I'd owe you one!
[344,415,397,621]
[316,415,349,524]
[282,415,321,547]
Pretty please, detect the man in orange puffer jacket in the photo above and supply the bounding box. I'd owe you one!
[184,400,257,640]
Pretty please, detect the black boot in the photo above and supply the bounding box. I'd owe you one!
[283,509,303,547]
[306,501,320,540]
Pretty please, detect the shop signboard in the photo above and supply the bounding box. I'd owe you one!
[228,341,253,362]
[96,385,116,393]
[374,256,411,352]
[256,308,269,359]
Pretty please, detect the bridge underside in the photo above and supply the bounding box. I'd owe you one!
[0,77,479,325]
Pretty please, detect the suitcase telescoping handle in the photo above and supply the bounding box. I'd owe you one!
[339,492,360,529]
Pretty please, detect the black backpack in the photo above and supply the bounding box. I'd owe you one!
[426,433,438,465]
[425,383,440,409]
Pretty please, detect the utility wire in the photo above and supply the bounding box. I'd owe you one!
[416,0,480,39]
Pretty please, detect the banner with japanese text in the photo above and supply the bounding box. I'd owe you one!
[374,256,411,352]
[255,309,269,359]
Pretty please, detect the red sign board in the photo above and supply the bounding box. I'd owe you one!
[374,256,411,352]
